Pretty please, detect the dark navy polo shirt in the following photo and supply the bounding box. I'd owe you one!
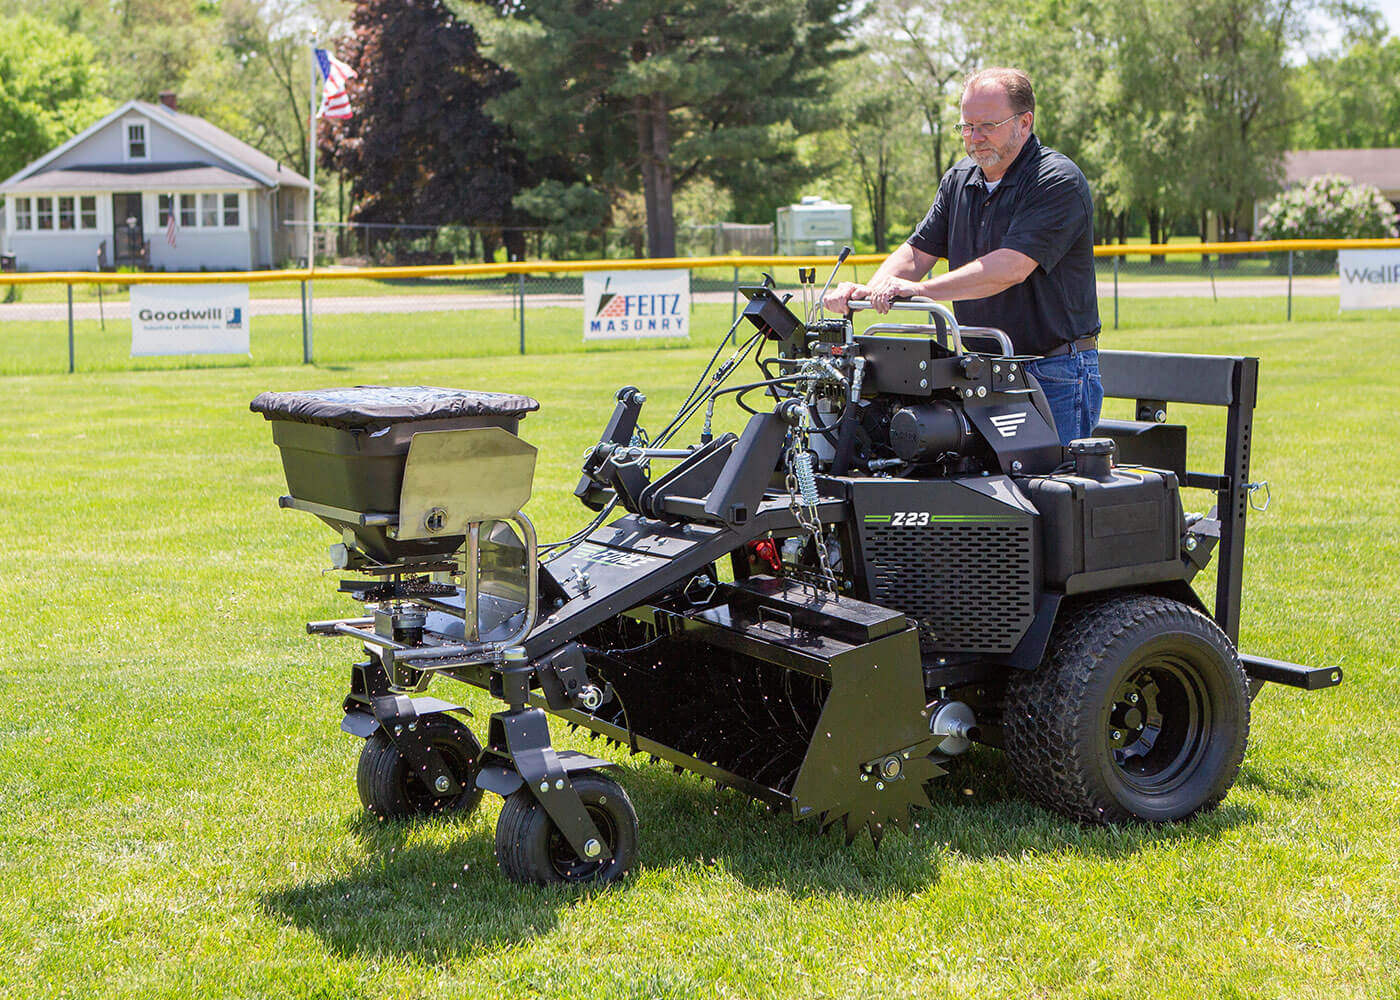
[907,133,1100,357]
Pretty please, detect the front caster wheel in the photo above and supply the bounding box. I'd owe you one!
[494,771,638,886]
[1003,594,1250,824]
[356,714,483,820]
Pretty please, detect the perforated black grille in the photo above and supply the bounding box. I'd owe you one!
[862,525,1036,653]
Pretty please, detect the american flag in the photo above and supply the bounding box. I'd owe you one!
[166,196,178,248]
[315,48,357,120]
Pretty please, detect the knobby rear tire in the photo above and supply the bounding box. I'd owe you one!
[1003,593,1250,824]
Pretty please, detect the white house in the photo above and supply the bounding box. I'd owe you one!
[0,94,311,272]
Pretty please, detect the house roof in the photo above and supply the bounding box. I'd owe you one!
[1283,148,1400,194]
[5,164,261,193]
[0,99,311,193]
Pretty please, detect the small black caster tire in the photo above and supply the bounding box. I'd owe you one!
[356,713,483,820]
[1003,594,1250,824]
[494,771,638,886]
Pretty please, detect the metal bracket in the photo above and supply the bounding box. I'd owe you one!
[486,708,612,862]
[534,643,599,711]
[369,693,463,796]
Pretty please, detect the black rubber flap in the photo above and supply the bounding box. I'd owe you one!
[250,385,540,431]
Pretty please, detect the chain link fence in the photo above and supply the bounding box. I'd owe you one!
[299,221,775,267]
[0,243,1394,376]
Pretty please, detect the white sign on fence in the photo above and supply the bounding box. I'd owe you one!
[1339,249,1400,310]
[582,270,690,340]
[130,284,251,356]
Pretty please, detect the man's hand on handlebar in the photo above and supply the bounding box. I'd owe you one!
[822,280,867,315]
[865,274,924,313]
[823,277,925,315]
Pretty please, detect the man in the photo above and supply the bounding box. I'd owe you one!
[824,67,1102,445]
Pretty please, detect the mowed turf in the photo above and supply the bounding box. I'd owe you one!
[0,311,1395,999]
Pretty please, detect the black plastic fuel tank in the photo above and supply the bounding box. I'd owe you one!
[1021,449,1185,592]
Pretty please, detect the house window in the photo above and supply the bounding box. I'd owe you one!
[80,196,97,229]
[36,198,54,230]
[58,197,76,230]
[127,123,147,159]
[157,191,244,231]
[15,197,32,230]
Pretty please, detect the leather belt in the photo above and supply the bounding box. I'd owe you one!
[1041,335,1098,358]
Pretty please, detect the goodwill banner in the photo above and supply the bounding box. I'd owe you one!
[131,284,251,356]
[1339,249,1400,310]
[583,270,690,340]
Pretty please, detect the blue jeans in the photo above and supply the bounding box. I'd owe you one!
[1026,349,1104,445]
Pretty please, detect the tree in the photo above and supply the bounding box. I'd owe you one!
[1291,30,1400,150]
[0,14,110,180]
[861,1,980,184]
[188,0,349,178]
[829,55,929,252]
[0,1,344,177]
[318,0,547,261]
[466,0,858,257]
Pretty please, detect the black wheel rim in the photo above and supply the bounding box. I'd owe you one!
[1106,650,1211,795]
[400,735,479,812]
[546,801,618,882]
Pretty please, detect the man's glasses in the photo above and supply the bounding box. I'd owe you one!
[956,113,1023,137]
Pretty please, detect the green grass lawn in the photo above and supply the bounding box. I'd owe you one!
[0,309,1395,998]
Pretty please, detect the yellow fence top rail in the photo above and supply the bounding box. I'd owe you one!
[3,238,1400,285]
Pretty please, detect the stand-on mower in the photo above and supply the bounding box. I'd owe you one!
[252,276,1341,886]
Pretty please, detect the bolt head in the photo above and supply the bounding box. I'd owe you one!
[434,775,451,794]
[860,772,869,782]
[555,779,565,790]
[1129,693,1140,704]
[1112,730,1122,741]
[583,838,602,858]
[876,781,885,791]
[539,780,550,793]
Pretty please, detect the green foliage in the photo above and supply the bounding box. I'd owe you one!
[321,0,551,262]
[0,13,110,180]
[468,0,859,256]
[1257,173,1399,269]
[1290,32,1400,150]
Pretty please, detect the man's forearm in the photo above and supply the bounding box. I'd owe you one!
[919,248,1037,300]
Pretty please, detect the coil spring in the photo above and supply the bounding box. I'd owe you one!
[792,448,818,507]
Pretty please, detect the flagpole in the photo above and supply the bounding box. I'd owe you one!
[304,30,317,364]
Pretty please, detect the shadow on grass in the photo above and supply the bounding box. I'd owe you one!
[262,747,1258,960]
[1235,758,1330,801]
